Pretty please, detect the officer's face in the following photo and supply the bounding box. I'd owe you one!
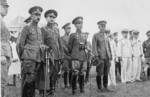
[99,24,106,31]
[134,34,139,39]
[113,35,118,41]
[64,27,71,34]
[122,33,128,38]
[46,15,56,23]
[0,5,9,17]
[147,33,150,39]
[75,22,83,30]
[31,13,41,23]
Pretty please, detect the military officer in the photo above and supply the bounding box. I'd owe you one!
[24,16,31,25]
[41,9,63,96]
[0,0,12,96]
[68,16,87,94]
[84,32,92,84]
[143,30,150,79]
[17,6,45,97]
[61,23,72,88]
[132,30,143,81]
[92,20,112,92]
[117,29,133,83]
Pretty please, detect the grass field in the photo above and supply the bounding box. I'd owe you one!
[5,67,150,97]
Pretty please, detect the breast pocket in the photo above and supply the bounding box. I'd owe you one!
[28,30,37,41]
[97,38,105,47]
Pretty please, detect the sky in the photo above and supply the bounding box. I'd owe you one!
[4,0,150,42]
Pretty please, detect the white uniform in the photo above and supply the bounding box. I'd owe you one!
[132,39,143,81]
[108,39,117,86]
[117,38,133,83]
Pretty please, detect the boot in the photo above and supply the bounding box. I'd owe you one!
[96,76,102,90]
[147,68,150,79]
[48,77,55,96]
[79,75,85,93]
[102,75,111,92]
[69,70,72,87]
[1,88,5,97]
[64,71,68,88]
[72,75,77,95]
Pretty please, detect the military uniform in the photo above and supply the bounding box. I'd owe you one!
[1,1,12,96]
[92,21,112,90]
[17,6,44,97]
[68,16,87,94]
[41,9,63,96]
[117,30,133,83]
[61,23,72,88]
[132,31,143,81]
[143,30,150,78]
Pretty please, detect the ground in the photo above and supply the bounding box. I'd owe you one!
[5,67,150,97]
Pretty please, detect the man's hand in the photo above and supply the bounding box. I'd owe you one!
[40,44,49,50]
[140,54,143,57]
[1,56,7,65]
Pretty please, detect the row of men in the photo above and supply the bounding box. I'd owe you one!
[1,1,150,97]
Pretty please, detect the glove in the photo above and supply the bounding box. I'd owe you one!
[1,56,7,65]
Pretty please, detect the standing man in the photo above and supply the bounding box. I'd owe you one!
[84,32,92,84]
[68,16,87,94]
[143,31,150,79]
[113,32,121,76]
[18,6,44,97]
[117,30,133,83]
[41,9,63,96]
[61,23,72,88]
[132,30,143,81]
[0,0,12,96]
[92,20,112,92]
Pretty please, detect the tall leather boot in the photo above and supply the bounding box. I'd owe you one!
[96,76,102,90]
[48,77,55,96]
[147,68,150,79]
[72,75,77,95]
[64,71,68,88]
[103,75,111,92]
[69,70,72,87]
[79,75,85,93]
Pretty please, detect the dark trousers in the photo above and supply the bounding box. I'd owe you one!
[22,60,41,97]
[115,60,121,76]
[96,59,110,88]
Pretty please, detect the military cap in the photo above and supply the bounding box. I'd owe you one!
[146,30,150,35]
[113,32,118,36]
[72,16,83,24]
[97,20,107,25]
[133,30,139,35]
[24,16,31,23]
[62,23,71,29]
[29,6,43,14]
[84,32,89,35]
[0,0,9,7]
[44,9,58,18]
[121,29,129,33]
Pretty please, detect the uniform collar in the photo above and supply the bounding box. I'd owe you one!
[31,21,38,26]
[47,23,53,28]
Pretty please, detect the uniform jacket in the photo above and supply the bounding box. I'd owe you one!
[143,39,150,58]
[61,34,71,60]
[68,31,87,61]
[92,32,112,60]
[132,39,143,57]
[117,38,133,58]
[17,23,43,62]
[1,18,12,58]
[41,24,63,60]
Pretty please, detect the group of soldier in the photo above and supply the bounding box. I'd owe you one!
[1,0,150,97]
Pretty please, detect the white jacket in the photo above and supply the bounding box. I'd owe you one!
[117,38,133,58]
[132,39,143,57]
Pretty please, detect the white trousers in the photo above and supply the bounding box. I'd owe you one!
[108,59,116,86]
[132,57,141,80]
[121,58,132,83]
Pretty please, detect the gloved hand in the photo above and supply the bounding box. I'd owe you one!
[1,56,7,65]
